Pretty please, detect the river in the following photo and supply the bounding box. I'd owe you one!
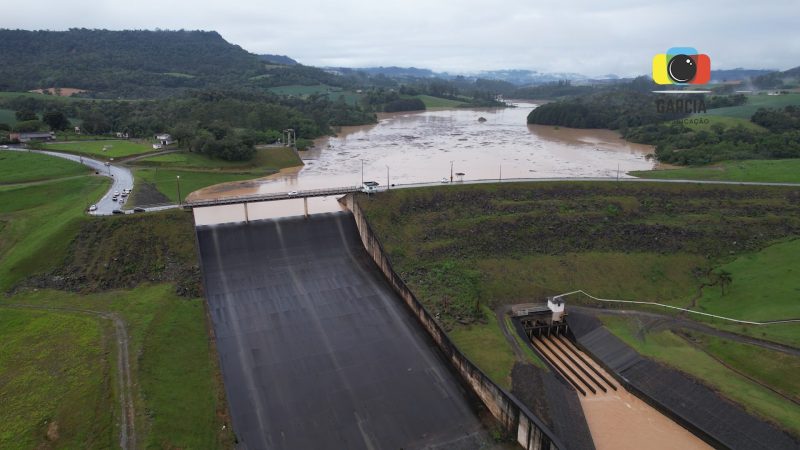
[192,102,655,224]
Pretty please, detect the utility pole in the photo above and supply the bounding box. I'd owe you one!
[450,160,453,183]
[617,163,620,181]
[386,166,390,190]
[176,175,181,205]
[499,163,502,182]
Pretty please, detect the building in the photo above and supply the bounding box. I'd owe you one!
[155,133,175,146]
[9,131,55,143]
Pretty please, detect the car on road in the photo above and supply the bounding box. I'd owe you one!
[361,181,379,194]
[104,162,111,166]
[112,209,124,215]
[287,191,299,196]
[88,204,97,212]
[440,177,450,184]
[133,207,146,213]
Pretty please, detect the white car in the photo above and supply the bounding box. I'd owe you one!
[440,177,450,183]
[287,191,299,196]
[89,204,97,212]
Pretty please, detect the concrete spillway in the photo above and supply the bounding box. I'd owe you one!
[196,212,486,450]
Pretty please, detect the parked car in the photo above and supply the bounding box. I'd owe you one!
[133,207,146,213]
[112,209,124,215]
[440,177,449,183]
[88,204,97,212]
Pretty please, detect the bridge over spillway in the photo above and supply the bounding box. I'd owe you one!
[196,212,492,449]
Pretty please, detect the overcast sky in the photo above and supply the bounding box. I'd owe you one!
[4,0,799,76]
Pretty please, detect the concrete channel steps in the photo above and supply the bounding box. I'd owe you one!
[532,335,617,396]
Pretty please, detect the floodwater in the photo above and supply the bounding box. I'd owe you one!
[191,102,655,224]
[535,335,710,450]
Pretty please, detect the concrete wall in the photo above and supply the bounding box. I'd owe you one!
[342,194,563,450]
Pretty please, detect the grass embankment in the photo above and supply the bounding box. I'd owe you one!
[600,315,800,436]
[133,169,257,203]
[0,151,89,184]
[0,308,113,449]
[1,285,234,449]
[42,140,154,159]
[632,159,800,183]
[130,147,303,203]
[0,153,233,448]
[359,181,800,416]
[134,147,301,172]
[0,169,108,291]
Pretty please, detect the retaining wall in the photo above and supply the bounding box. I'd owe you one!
[342,193,564,450]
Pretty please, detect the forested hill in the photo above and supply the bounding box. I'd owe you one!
[0,29,272,97]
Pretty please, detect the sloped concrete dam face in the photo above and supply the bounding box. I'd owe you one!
[196,212,485,449]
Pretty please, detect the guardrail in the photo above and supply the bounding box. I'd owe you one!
[186,176,800,209]
[186,185,361,207]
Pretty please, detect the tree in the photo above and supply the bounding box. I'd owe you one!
[42,111,70,131]
[717,270,733,295]
[15,110,37,121]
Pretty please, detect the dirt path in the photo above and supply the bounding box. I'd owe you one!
[571,305,800,357]
[494,305,525,361]
[1,304,136,450]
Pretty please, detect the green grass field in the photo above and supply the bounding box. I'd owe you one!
[705,93,800,118]
[0,308,113,449]
[697,239,800,322]
[683,115,767,132]
[268,84,362,105]
[631,159,800,183]
[413,95,466,108]
[0,175,109,291]
[450,306,517,389]
[134,147,301,172]
[0,151,89,184]
[600,315,800,436]
[0,108,18,125]
[1,285,234,449]
[133,169,257,203]
[41,140,154,159]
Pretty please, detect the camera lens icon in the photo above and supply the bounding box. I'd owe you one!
[653,47,710,85]
[668,55,696,83]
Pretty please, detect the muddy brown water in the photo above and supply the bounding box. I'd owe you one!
[192,103,655,225]
[537,335,711,450]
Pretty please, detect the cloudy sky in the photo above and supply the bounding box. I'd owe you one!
[4,0,799,76]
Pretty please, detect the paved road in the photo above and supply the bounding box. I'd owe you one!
[2,146,180,215]
[3,146,132,215]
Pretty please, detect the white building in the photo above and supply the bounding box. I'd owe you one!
[155,133,175,146]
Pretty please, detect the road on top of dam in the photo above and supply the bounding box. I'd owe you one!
[196,212,492,450]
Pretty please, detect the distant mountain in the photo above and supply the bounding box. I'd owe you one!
[259,54,298,65]
[752,66,800,89]
[0,29,271,97]
[710,68,775,83]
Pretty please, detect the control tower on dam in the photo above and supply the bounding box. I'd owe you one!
[195,212,490,449]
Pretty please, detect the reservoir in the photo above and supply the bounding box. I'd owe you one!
[192,102,655,224]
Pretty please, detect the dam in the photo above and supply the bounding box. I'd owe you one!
[195,212,491,449]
